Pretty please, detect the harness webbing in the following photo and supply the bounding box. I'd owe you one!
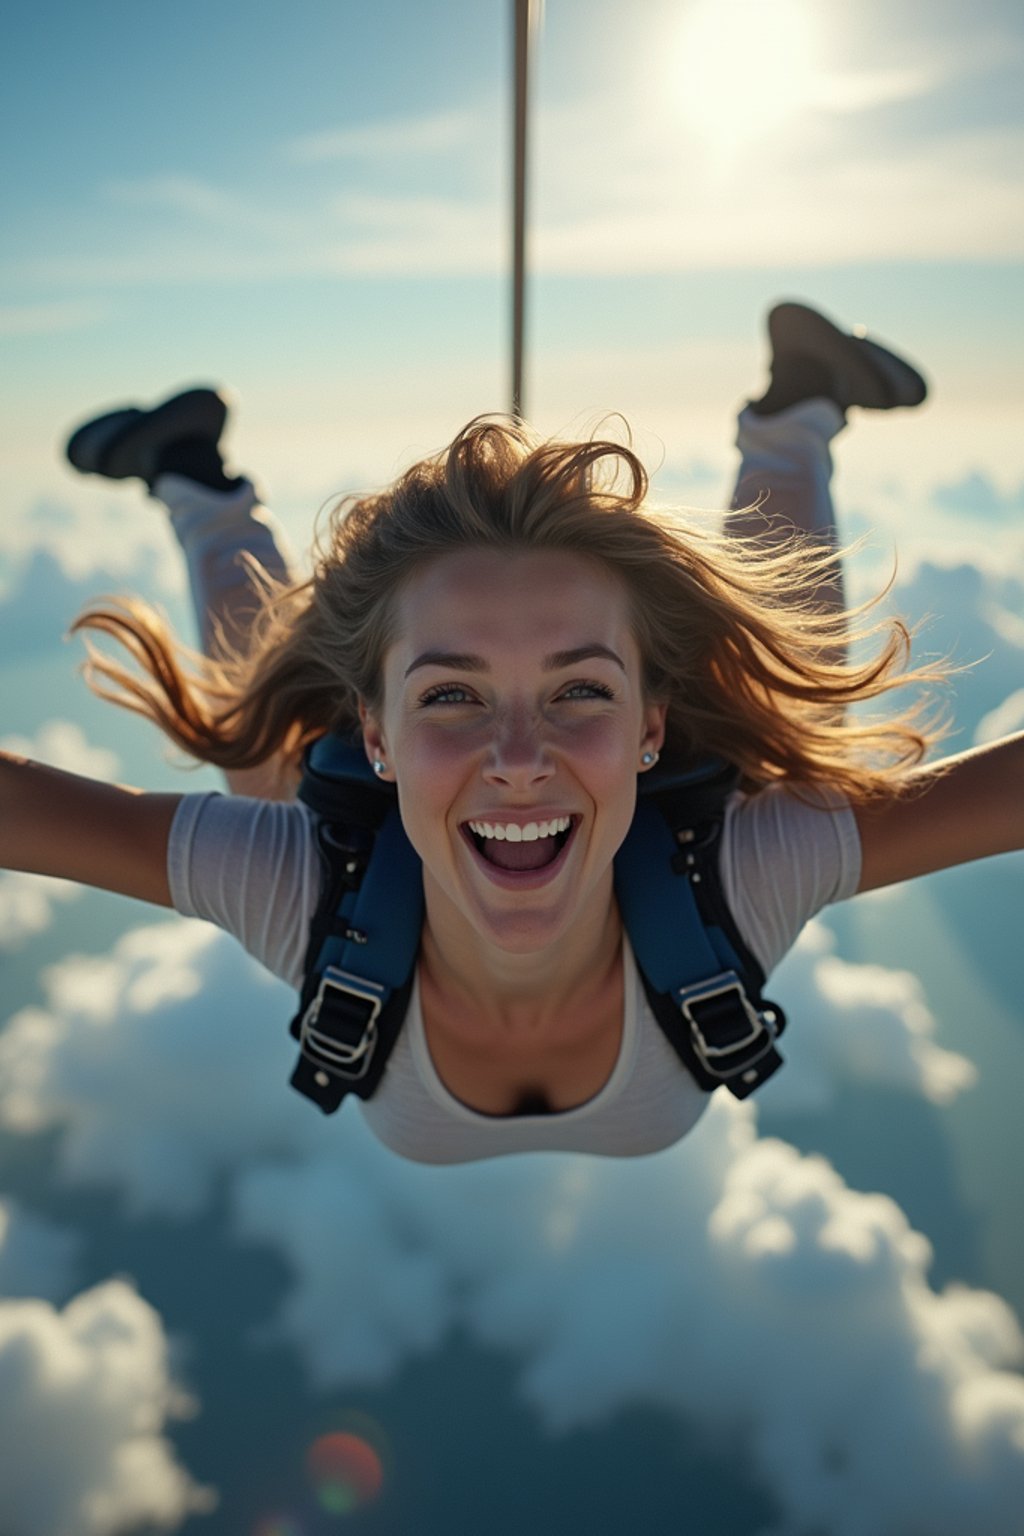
[288,739,785,1114]
[618,770,784,1098]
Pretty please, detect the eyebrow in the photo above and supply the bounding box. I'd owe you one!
[404,644,627,678]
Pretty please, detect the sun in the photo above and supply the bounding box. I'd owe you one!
[671,0,821,167]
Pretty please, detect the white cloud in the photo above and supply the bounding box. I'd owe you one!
[930,468,1024,521]
[0,921,318,1216]
[0,523,176,629]
[527,122,1024,273]
[299,118,1024,277]
[232,1100,1024,1535]
[323,191,502,276]
[6,100,1021,293]
[103,174,251,222]
[100,174,299,243]
[0,302,108,339]
[0,1281,214,1536]
[0,870,79,952]
[811,62,944,113]
[0,896,976,1214]
[0,1199,79,1302]
[287,108,479,163]
[976,688,1024,745]
[237,1150,454,1387]
[303,117,1023,276]
[887,559,1024,744]
[0,720,121,780]
[2,899,1021,1527]
[761,920,977,1113]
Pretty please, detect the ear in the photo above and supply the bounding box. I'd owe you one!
[358,698,389,775]
[641,699,668,757]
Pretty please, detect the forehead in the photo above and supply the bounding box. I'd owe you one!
[390,547,637,665]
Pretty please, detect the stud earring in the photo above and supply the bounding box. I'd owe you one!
[372,758,387,777]
[641,750,659,768]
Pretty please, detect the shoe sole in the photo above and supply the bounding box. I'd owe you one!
[768,302,927,410]
[66,387,229,480]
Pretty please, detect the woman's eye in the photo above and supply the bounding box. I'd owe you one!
[559,681,616,701]
[418,683,475,706]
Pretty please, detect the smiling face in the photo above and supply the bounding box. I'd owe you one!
[360,547,666,957]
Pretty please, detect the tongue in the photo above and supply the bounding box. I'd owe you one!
[482,835,560,871]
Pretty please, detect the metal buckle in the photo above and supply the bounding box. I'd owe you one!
[677,970,775,1081]
[300,967,384,1081]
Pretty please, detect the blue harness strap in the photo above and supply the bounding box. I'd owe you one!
[615,763,785,1098]
[288,738,785,1112]
[288,739,423,1113]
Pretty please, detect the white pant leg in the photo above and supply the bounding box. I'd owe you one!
[730,398,846,539]
[152,473,298,655]
[728,398,848,616]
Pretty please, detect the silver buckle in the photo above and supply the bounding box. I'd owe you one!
[677,970,774,1080]
[300,967,384,1080]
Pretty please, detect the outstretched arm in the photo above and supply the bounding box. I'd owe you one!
[854,732,1024,893]
[0,750,181,906]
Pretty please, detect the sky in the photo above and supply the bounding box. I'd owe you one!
[1,1,1024,1533]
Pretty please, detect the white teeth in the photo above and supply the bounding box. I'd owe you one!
[468,816,571,841]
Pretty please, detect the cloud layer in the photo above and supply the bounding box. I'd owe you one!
[2,911,1021,1530]
[762,920,977,1113]
[889,559,1024,746]
[2,490,1021,1531]
[234,1104,1024,1536]
[0,901,978,1218]
[0,920,315,1215]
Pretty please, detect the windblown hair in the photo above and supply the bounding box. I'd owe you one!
[72,415,948,802]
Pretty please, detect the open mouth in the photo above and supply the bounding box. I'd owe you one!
[461,817,578,874]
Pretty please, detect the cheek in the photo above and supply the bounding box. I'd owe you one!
[568,714,642,773]
[396,723,475,776]
[390,726,472,838]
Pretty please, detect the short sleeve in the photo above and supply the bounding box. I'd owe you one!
[167,793,324,990]
[717,785,861,978]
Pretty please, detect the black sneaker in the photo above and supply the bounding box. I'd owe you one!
[65,386,230,484]
[765,302,928,412]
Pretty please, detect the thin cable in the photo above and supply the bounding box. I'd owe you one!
[511,0,540,420]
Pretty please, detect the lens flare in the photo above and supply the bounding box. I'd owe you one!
[306,1432,384,1515]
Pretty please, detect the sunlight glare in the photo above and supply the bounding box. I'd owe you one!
[673,0,820,165]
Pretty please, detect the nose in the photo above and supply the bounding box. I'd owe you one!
[482,707,555,789]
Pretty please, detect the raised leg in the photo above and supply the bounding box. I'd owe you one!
[153,472,296,660]
[726,301,929,620]
[729,398,847,617]
[65,385,300,797]
[152,470,301,799]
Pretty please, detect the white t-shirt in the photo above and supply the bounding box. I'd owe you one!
[167,788,861,1164]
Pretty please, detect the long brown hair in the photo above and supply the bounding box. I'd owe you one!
[72,415,949,802]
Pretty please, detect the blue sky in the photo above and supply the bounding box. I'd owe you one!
[3,0,1023,523]
[2,3,1024,1533]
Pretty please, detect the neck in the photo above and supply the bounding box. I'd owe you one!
[419,876,623,1032]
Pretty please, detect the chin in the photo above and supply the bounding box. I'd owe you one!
[467,894,584,955]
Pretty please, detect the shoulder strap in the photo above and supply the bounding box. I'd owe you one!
[615,758,786,1099]
[289,739,787,1114]
[288,736,423,1114]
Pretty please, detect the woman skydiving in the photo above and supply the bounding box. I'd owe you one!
[3,300,1021,1163]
